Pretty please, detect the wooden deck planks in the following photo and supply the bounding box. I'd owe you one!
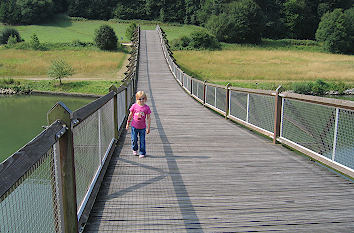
[84,30,354,232]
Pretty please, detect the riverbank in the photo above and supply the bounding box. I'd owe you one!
[0,79,122,96]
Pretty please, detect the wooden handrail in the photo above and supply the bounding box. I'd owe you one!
[280,92,354,110]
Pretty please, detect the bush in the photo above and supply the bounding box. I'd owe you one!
[206,0,264,44]
[94,24,118,51]
[171,36,191,50]
[48,59,74,85]
[6,35,18,47]
[331,81,349,95]
[312,79,329,96]
[189,31,220,50]
[0,28,23,45]
[292,79,332,96]
[316,8,354,54]
[292,82,313,95]
[125,22,137,41]
[30,33,41,50]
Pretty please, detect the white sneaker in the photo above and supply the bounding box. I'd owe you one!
[139,154,145,158]
[133,151,138,156]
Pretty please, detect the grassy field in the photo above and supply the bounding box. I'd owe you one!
[173,47,354,90]
[0,15,201,85]
[0,15,202,43]
[0,49,127,80]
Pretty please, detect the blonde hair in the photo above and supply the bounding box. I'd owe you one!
[136,91,147,100]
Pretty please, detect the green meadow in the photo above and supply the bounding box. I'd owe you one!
[0,15,202,43]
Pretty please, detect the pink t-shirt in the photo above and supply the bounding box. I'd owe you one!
[129,103,151,129]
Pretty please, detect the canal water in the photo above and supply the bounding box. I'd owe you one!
[0,95,93,163]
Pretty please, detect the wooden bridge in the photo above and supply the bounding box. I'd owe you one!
[1,28,353,233]
[83,30,354,232]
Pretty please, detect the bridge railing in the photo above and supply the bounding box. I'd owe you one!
[0,26,140,232]
[156,25,354,179]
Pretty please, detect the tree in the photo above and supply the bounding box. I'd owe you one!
[282,0,318,39]
[145,0,162,19]
[254,0,285,39]
[196,0,225,25]
[126,22,137,41]
[317,0,352,17]
[94,24,118,51]
[184,0,200,24]
[0,0,54,25]
[316,8,353,54]
[0,0,21,25]
[206,0,264,44]
[53,0,69,13]
[48,59,74,85]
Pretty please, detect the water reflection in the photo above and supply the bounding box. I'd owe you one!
[0,94,93,162]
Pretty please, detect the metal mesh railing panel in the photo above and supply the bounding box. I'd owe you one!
[73,112,100,208]
[179,70,183,83]
[248,94,275,133]
[177,68,181,82]
[0,148,60,233]
[215,87,226,113]
[186,76,192,92]
[197,82,204,101]
[192,79,198,97]
[206,85,216,107]
[230,91,248,121]
[99,99,115,160]
[281,99,335,159]
[333,109,354,170]
[117,91,126,130]
[127,82,132,107]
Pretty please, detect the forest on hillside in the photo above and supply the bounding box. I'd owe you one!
[0,0,353,53]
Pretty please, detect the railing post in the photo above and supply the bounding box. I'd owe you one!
[190,77,193,95]
[109,85,119,140]
[47,102,78,233]
[203,80,207,105]
[225,83,231,119]
[181,73,184,87]
[246,94,250,123]
[273,86,283,144]
[332,108,339,161]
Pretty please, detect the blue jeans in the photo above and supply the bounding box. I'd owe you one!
[131,126,146,155]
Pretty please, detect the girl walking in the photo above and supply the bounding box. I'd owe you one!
[126,91,151,158]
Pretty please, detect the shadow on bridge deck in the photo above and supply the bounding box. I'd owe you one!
[84,30,354,232]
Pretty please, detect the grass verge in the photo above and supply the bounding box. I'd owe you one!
[173,48,354,91]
